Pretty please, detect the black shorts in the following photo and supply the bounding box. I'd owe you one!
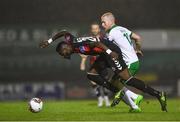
[90,53,127,75]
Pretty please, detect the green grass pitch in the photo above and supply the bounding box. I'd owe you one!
[0,99,180,121]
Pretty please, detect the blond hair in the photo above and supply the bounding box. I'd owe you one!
[101,12,115,22]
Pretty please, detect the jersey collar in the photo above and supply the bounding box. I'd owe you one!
[107,24,117,33]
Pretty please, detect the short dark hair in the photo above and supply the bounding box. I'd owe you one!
[56,41,71,59]
[56,41,67,53]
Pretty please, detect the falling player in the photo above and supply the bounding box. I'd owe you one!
[40,30,143,112]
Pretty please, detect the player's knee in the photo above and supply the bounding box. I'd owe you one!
[87,73,97,80]
[90,81,97,86]
[87,73,103,86]
[88,68,98,74]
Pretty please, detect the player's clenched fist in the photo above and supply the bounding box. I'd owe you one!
[39,40,50,48]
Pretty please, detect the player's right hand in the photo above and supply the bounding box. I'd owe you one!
[39,40,50,48]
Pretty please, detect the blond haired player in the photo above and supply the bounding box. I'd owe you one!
[99,12,167,112]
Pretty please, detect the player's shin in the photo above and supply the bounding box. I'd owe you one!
[125,77,160,98]
[122,87,138,100]
[87,73,119,93]
[125,77,167,112]
[122,92,139,110]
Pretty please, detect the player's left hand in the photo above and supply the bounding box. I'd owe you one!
[39,40,50,48]
[136,50,143,57]
[79,54,87,71]
[136,50,143,59]
[110,51,119,60]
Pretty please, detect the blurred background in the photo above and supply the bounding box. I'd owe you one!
[0,0,180,101]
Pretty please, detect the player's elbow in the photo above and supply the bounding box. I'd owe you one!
[136,35,142,41]
[132,33,142,42]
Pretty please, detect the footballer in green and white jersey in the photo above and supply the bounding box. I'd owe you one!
[107,25,139,67]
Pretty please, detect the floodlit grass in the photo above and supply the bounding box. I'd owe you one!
[0,99,180,121]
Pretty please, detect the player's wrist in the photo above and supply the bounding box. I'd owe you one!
[106,49,112,54]
[136,48,141,52]
[47,38,53,44]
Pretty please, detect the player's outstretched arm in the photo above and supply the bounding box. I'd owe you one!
[39,30,71,48]
[73,37,118,59]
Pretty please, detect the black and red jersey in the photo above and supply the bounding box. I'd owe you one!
[73,43,103,55]
[64,33,122,56]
